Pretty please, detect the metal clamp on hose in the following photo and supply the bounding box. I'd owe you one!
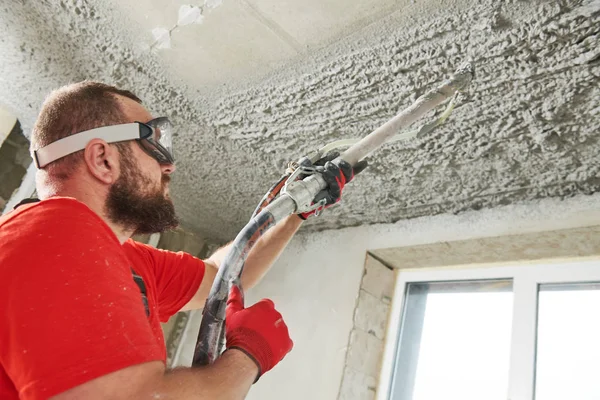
[281,172,328,215]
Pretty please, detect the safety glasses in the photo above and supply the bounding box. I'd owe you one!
[33,117,175,169]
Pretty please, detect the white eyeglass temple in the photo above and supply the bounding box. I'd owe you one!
[34,123,142,168]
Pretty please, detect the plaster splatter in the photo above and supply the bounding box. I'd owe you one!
[177,5,204,26]
[204,0,224,10]
[152,28,172,49]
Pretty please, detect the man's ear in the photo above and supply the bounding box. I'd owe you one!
[83,139,120,184]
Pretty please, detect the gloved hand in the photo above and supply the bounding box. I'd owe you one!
[299,152,368,220]
[225,285,293,381]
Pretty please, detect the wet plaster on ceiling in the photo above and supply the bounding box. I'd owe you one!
[1,0,599,242]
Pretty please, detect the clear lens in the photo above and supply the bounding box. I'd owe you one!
[150,118,173,155]
[143,117,175,164]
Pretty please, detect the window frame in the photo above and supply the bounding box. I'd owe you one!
[377,258,600,400]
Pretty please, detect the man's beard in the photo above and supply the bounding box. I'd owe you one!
[106,151,179,235]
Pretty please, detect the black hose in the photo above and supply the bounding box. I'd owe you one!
[251,174,289,218]
[193,209,276,366]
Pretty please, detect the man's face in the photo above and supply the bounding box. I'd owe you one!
[105,96,178,235]
[106,147,178,235]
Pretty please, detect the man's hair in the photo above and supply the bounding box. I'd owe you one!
[31,81,142,179]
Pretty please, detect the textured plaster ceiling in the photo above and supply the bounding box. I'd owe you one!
[1,0,599,242]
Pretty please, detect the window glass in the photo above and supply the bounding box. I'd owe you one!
[391,280,513,400]
[535,283,600,400]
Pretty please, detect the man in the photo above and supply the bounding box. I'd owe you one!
[0,82,359,399]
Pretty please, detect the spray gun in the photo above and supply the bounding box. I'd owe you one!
[193,62,475,366]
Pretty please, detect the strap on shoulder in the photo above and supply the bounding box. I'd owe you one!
[13,198,41,210]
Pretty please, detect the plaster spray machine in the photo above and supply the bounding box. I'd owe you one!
[193,62,475,366]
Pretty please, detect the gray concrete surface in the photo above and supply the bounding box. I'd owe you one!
[1,0,598,241]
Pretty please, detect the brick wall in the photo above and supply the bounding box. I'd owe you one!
[338,255,395,400]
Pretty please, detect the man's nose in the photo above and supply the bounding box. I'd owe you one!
[161,163,176,175]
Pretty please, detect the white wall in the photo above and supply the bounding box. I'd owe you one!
[244,193,600,400]
[0,107,17,145]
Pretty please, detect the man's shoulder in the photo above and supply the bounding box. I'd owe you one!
[122,238,155,255]
[0,197,118,249]
[0,197,125,280]
[122,239,165,270]
[1,197,100,227]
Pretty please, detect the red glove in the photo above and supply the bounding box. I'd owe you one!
[225,286,293,380]
[299,158,366,220]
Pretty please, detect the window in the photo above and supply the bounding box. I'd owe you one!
[392,281,513,400]
[535,283,600,400]
[378,260,600,400]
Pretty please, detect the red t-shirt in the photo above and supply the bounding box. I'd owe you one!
[0,197,205,399]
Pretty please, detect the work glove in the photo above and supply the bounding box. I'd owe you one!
[298,152,368,220]
[225,285,293,381]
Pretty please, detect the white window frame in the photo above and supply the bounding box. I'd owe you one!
[377,258,600,400]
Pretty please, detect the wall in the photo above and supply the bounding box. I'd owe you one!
[0,107,17,145]
[338,255,394,400]
[0,115,30,211]
[236,192,600,400]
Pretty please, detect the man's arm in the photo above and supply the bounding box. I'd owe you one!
[180,154,364,311]
[53,286,293,400]
[52,350,257,400]
[181,214,303,311]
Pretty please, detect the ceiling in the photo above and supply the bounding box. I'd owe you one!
[1,0,599,242]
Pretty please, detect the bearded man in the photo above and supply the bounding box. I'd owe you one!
[0,82,358,399]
